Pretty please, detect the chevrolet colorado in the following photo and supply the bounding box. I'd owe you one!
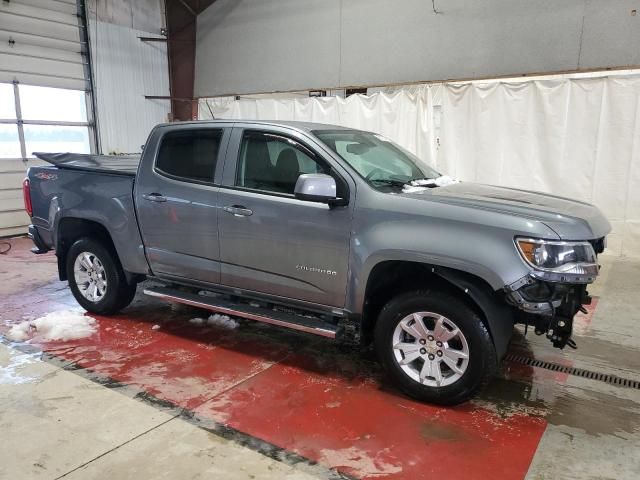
[24,120,610,404]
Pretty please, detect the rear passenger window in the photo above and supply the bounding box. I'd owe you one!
[236,131,328,195]
[156,129,222,183]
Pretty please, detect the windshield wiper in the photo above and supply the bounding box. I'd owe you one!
[370,179,407,188]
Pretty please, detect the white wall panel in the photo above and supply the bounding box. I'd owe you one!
[89,20,170,154]
[0,158,47,237]
[0,28,81,53]
[196,0,640,97]
[0,6,81,44]
[18,0,77,15]
[0,0,86,89]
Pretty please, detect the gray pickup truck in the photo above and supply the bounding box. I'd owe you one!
[24,120,610,404]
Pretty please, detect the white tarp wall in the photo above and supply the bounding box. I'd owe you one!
[439,76,640,257]
[199,73,640,257]
[199,90,437,171]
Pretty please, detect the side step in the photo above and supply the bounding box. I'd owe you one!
[143,286,338,339]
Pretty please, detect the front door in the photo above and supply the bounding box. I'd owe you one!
[135,126,229,284]
[217,127,353,307]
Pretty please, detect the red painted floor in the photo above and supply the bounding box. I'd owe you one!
[1,244,601,479]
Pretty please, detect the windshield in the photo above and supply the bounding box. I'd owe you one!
[313,130,440,190]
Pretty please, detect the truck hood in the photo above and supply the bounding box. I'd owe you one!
[401,182,611,240]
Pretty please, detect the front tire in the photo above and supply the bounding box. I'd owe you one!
[374,290,497,405]
[66,237,136,315]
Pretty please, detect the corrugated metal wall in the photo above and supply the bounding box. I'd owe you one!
[89,19,170,154]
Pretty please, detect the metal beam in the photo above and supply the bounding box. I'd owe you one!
[145,95,192,102]
[138,36,168,43]
[176,0,197,16]
[165,0,218,121]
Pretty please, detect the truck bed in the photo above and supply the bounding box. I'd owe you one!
[34,152,140,176]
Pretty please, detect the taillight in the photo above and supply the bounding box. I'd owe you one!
[23,178,33,217]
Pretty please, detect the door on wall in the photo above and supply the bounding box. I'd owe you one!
[0,0,94,236]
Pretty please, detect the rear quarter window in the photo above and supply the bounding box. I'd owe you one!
[156,129,222,183]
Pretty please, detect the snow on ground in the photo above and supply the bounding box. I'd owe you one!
[5,310,97,342]
[206,313,239,329]
[188,313,239,330]
[6,323,31,342]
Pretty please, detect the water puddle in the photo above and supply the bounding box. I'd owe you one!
[0,347,41,385]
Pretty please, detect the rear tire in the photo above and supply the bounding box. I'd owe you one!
[374,289,497,405]
[66,237,137,315]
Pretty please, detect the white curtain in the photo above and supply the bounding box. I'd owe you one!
[199,89,436,166]
[440,77,640,257]
[199,75,640,257]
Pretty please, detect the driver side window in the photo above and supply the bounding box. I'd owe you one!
[236,131,328,195]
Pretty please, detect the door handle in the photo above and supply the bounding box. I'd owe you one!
[223,205,253,217]
[143,193,167,203]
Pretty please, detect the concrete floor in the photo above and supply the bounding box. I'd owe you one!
[1,236,639,480]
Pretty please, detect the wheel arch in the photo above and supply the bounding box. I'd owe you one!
[360,259,515,359]
[56,217,123,281]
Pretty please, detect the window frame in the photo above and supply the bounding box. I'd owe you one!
[0,82,95,160]
[232,129,346,199]
[153,127,225,187]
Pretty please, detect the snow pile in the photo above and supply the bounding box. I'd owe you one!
[6,322,31,342]
[6,310,97,342]
[206,313,239,329]
[188,313,239,330]
[403,175,460,193]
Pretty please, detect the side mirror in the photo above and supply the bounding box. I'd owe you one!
[294,173,340,204]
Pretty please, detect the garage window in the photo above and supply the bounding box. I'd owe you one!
[0,84,19,159]
[0,82,91,159]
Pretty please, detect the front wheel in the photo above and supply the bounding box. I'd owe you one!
[66,237,137,315]
[374,290,497,405]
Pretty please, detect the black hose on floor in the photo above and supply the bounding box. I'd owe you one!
[0,241,11,255]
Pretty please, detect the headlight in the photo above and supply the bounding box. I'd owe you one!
[515,237,598,282]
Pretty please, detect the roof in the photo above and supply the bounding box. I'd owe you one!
[155,119,358,133]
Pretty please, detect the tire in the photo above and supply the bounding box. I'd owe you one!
[66,237,137,315]
[374,289,497,405]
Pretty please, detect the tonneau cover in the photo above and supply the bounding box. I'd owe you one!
[34,152,140,175]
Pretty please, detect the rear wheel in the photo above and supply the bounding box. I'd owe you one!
[374,290,497,405]
[66,238,137,315]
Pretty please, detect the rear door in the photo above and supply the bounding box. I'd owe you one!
[135,124,231,284]
[217,125,355,308]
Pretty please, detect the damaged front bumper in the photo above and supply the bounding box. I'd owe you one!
[505,273,595,349]
[504,236,606,349]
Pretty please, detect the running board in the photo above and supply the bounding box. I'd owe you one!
[143,286,338,339]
